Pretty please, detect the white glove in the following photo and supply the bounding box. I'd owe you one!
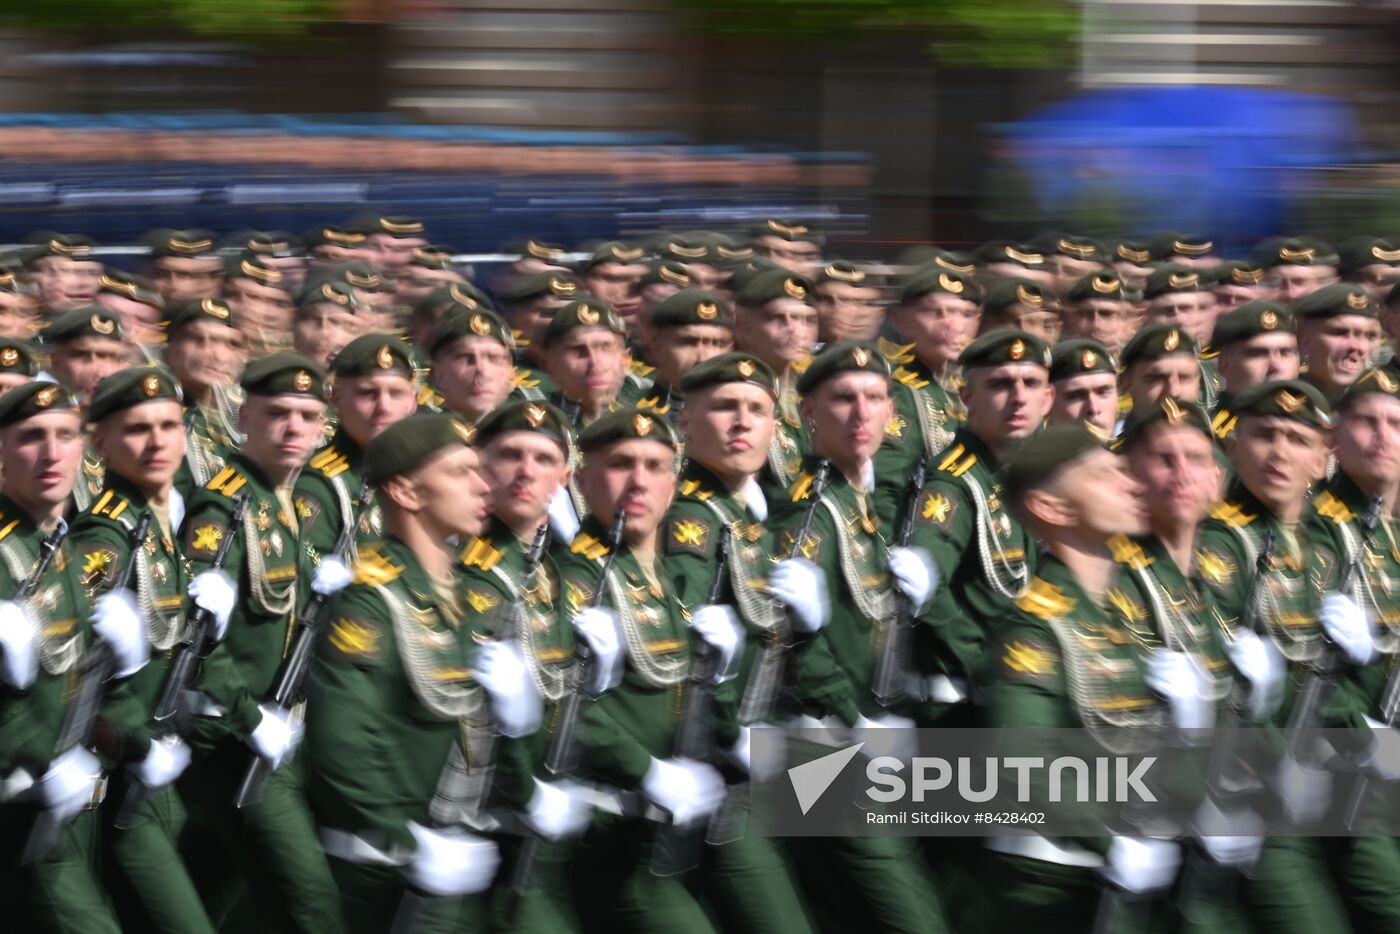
[311,556,353,596]
[1226,630,1286,721]
[853,713,917,761]
[37,746,101,821]
[888,546,938,615]
[1360,715,1400,781]
[188,570,237,641]
[641,757,725,827]
[472,641,542,738]
[1144,650,1213,732]
[247,702,302,770]
[1320,592,1374,666]
[572,607,623,695]
[403,823,500,896]
[522,779,592,841]
[92,590,149,679]
[768,558,829,634]
[547,485,580,545]
[1191,795,1264,867]
[134,736,192,789]
[1274,754,1332,825]
[689,604,744,684]
[0,599,40,689]
[1103,837,1181,894]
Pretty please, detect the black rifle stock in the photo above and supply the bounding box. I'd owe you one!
[873,454,929,708]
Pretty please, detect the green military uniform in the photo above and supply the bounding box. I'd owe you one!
[633,289,737,425]
[163,299,245,505]
[179,354,347,934]
[1296,283,1382,407]
[501,272,579,403]
[0,382,120,933]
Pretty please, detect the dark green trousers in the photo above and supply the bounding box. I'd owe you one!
[701,790,815,934]
[1,805,121,934]
[104,782,216,934]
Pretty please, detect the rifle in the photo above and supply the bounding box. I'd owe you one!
[873,454,929,708]
[113,492,248,829]
[233,481,372,809]
[23,513,149,863]
[511,508,626,893]
[15,520,67,602]
[650,525,731,877]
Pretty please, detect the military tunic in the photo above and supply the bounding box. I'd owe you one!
[634,381,683,425]
[175,399,241,506]
[871,354,965,531]
[293,427,381,564]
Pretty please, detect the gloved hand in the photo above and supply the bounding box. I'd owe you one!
[92,590,148,679]
[641,757,725,828]
[1191,795,1264,867]
[188,570,237,641]
[1275,754,1332,825]
[134,736,192,790]
[1320,592,1374,666]
[473,641,542,738]
[888,546,938,614]
[311,556,353,596]
[403,823,500,896]
[547,485,580,546]
[1144,649,1213,732]
[1360,715,1400,781]
[768,558,829,633]
[522,779,592,842]
[1226,630,1285,721]
[246,703,302,770]
[0,599,40,689]
[689,604,744,683]
[1102,837,1181,894]
[37,746,101,821]
[853,713,917,761]
[572,608,623,695]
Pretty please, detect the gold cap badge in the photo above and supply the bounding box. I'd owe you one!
[376,345,394,369]
[294,371,313,392]
[633,413,653,436]
[1163,330,1181,352]
[1260,310,1278,330]
[143,374,160,397]
[938,273,964,295]
[696,302,719,321]
[1009,339,1026,361]
[525,403,547,427]
[469,314,492,336]
[738,359,755,378]
[91,314,115,335]
[0,347,17,367]
[853,347,871,366]
[34,385,57,408]
[577,305,600,326]
[783,278,807,300]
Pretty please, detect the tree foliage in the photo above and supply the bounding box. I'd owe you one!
[0,0,334,40]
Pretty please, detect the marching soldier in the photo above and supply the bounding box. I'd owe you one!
[44,305,135,404]
[1149,232,1219,269]
[1142,265,1222,410]
[1119,323,1202,417]
[144,229,224,302]
[1257,236,1337,305]
[222,254,296,358]
[96,269,166,349]
[395,245,467,310]
[979,278,1058,344]
[540,298,631,426]
[870,267,980,529]
[292,281,365,372]
[1046,337,1119,439]
[407,282,494,353]
[162,298,246,504]
[1210,261,1274,312]
[635,289,735,423]
[0,380,147,932]
[1336,236,1400,305]
[293,333,420,561]
[74,366,210,933]
[1205,301,1299,440]
[1062,269,1137,355]
[581,241,648,326]
[750,218,822,274]
[0,338,40,395]
[306,224,374,268]
[178,353,350,934]
[1295,282,1382,405]
[421,305,519,425]
[813,261,885,344]
[500,271,581,402]
[305,412,535,932]
[0,269,40,342]
[352,214,429,275]
[26,234,103,314]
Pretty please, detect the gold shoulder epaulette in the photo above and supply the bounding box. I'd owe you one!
[417,384,443,408]
[353,546,402,586]
[628,358,656,379]
[1314,490,1355,525]
[1014,577,1076,620]
[1208,500,1256,528]
[1211,409,1237,440]
[677,478,713,501]
[892,366,930,390]
[460,536,504,572]
[570,533,609,561]
[0,513,17,544]
[790,355,813,374]
[1116,394,1134,416]
[1107,534,1152,570]
[637,396,670,415]
[936,444,976,477]
[514,371,541,390]
[790,471,816,503]
[308,445,351,479]
[877,337,916,365]
[207,464,248,498]
[90,489,133,521]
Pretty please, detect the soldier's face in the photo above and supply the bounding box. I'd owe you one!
[753,236,821,273]
[1,410,83,513]
[37,257,102,310]
[432,336,516,424]
[648,324,732,388]
[1148,293,1217,347]
[239,394,325,477]
[801,371,892,468]
[1126,424,1221,528]
[151,256,223,302]
[1227,416,1329,516]
[1049,372,1118,438]
[734,299,818,372]
[410,444,490,539]
[224,278,294,336]
[0,293,38,341]
[368,234,427,273]
[547,329,627,409]
[164,321,243,394]
[1275,265,1336,303]
[482,431,570,531]
[1298,315,1380,392]
[1335,393,1400,489]
[333,373,416,448]
[96,293,163,346]
[680,382,776,483]
[1067,300,1131,352]
[396,266,464,307]
[583,263,645,317]
[579,439,676,546]
[1218,333,1299,393]
[51,337,133,402]
[894,294,980,369]
[1051,449,1149,539]
[815,282,884,343]
[1350,264,1400,304]
[293,304,359,371]
[1215,283,1273,311]
[1124,356,1200,408]
[962,364,1054,450]
[92,400,186,496]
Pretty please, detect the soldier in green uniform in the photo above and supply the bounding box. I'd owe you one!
[144,229,224,303]
[352,214,429,276]
[72,366,211,933]
[500,271,581,402]
[292,280,364,372]
[162,298,246,505]
[581,241,648,328]
[1119,323,1202,419]
[1062,269,1137,355]
[178,353,350,934]
[1204,301,1298,441]
[979,424,1189,932]
[540,298,632,425]
[1295,282,1382,405]
[813,261,884,344]
[96,268,166,350]
[306,411,542,933]
[767,342,948,934]
[627,260,698,376]
[294,332,418,562]
[1336,236,1400,306]
[406,281,494,355]
[555,406,736,933]
[222,254,295,358]
[0,380,147,933]
[1194,379,1373,932]
[1257,236,1338,305]
[750,218,822,275]
[421,304,516,423]
[903,329,1050,718]
[1210,261,1273,313]
[1142,265,1222,410]
[0,337,40,395]
[634,289,734,423]
[663,352,815,934]
[870,267,980,530]
[1047,337,1118,439]
[26,234,103,314]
